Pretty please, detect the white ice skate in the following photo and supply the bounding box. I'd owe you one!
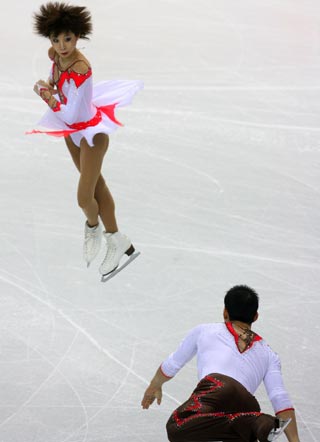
[267,418,291,441]
[83,221,102,267]
[99,231,140,282]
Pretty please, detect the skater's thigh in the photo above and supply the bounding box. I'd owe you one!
[78,134,109,196]
[65,136,81,172]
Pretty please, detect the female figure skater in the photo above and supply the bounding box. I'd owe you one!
[30,2,143,278]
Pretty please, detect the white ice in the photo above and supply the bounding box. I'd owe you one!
[0,0,319,441]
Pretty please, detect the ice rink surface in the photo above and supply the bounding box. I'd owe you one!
[0,0,319,440]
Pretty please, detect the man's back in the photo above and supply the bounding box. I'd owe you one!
[197,322,272,392]
[143,284,300,441]
[161,322,291,412]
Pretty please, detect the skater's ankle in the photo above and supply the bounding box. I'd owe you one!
[87,221,99,228]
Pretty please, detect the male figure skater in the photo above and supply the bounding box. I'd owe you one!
[141,285,300,442]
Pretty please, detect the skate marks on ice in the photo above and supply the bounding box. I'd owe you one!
[129,104,320,133]
[0,271,181,424]
[100,251,141,282]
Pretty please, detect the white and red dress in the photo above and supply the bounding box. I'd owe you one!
[28,56,143,147]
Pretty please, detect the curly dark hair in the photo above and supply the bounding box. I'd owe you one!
[33,2,92,39]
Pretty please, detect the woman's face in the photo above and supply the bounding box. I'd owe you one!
[50,31,78,59]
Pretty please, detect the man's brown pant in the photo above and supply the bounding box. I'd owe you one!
[166,374,277,442]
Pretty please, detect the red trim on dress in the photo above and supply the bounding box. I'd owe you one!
[65,105,123,130]
[26,128,78,137]
[26,104,123,137]
[99,103,123,126]
[275,408,294,415]
[160,364,173,379]
[225,322,262,353]
[57,68,92,91]
[66,109,103,130]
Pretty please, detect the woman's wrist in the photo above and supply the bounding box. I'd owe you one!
[39,88,51,102]
[39,88,58,110]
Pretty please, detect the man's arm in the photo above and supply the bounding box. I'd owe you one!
[141,367,171,409]
[141,325,202,409]
[276,409,300,442]
[263,351,300,442]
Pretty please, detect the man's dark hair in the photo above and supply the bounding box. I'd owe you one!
[33,2,92,39]
[224,285,259,324]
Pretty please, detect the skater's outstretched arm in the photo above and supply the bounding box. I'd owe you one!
[141,367,172,409]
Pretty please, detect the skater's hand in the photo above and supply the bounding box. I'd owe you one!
[141,384,162,409]
[142,366,171,409]
[33,80,58,96]
[33,80,49,95]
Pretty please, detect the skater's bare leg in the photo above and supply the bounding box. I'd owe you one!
[94,175,118,233]
[65,135,118,232]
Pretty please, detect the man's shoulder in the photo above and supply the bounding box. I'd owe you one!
[255,338,281,361]
[196,322,223,328]
[194,322,225,334]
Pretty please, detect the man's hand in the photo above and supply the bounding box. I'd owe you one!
[141,366,172,410]
[141,384,162,409]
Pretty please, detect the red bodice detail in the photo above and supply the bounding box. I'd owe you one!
[57,68,92,91]
[52,63,92,107]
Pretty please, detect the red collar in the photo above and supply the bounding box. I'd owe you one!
[225,322,262,353]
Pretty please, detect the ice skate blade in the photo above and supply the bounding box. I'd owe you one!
[101,251,140,282]
[267,418,291,441]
